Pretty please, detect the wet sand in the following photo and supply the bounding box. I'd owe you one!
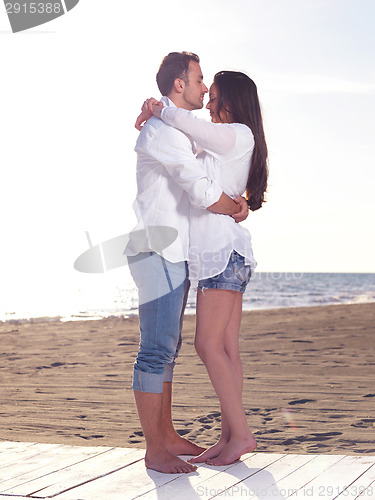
[1,303,374,455]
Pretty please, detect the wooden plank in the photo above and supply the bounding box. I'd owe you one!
[0,444,118,490]
[134,453,285,500]
[57,454,188,500]
[212,454,344,499]
[203,453,319,499]
[57,452,271,500]
[335,461,375,499]
[57,452,259,500]
[289,456,375,499]
[257,454,345,499]
[0,441,36,452]
[2,447,145,497]
[186,453,293,500]
[0,443,64,471]
[0,496,28,499]
[0,442,374,500]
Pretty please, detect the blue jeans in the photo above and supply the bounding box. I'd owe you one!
[198,250,252,294]
[128,252,190,393]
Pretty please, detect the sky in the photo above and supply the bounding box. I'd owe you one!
[1,0,374,314]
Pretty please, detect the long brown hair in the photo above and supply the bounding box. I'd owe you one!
[213,71,268,211]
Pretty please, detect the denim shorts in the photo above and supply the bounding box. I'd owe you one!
[197,250,252,294]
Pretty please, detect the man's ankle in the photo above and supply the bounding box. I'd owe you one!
[146,443,164,453]
[162,426,179,439]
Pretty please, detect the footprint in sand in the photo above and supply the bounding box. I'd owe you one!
[36,362,86,370]
[259,429,282,435]
[177,429,190,436]
[288,398,316,406]
[128,431,143,444]
[197,412,221,423]
[182,411,222,443]
[198,416,211,424]
[281,431,342,445]
[310,432,342,440]
[351,418,375,428]
[74,433,104,440]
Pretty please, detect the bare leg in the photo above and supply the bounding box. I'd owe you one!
[133,390,197,474]
[191,289,256,466]
[190,403,230,463]
[161,382,206,456]
[190,295,244,463]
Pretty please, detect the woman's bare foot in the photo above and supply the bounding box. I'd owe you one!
[189,438,228,463]
[145,448,197,474]
[206,434,257,466]
[164,432,206,456]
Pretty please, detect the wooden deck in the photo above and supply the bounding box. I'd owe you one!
[0,441,374,499]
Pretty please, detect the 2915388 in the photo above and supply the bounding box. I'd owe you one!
[5,3,62,14]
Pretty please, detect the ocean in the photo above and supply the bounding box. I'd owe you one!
[1,272,374,323]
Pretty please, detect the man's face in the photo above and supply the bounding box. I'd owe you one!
[181,61,208,110]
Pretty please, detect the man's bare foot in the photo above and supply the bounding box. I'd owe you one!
[189,438,228,463]
[206,434,257,466]
[145,448,197,474]
[164,432,206,456]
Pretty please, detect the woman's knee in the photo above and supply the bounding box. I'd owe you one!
[194,333,224,362]
[194,334,205,360]
[195,333,215,362]
[224,346,241,364]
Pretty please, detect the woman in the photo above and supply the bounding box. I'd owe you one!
[137,71,268,466]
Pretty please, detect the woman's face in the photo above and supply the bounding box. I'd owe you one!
[206,83,232,123]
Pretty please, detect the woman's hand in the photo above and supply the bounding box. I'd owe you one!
[135,98,164,131]
[135,109,152,131]
[231,196,249,223]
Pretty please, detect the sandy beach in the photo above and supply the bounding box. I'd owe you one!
[1,303,374,456]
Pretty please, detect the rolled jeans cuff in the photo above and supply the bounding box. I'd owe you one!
[163,362,175,383]
[132,368,164,394]
[132,362,175,394]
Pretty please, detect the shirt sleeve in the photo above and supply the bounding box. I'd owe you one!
[160,106,237,157]
[148,125,223,209]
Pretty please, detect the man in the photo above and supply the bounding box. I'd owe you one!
[126,52,248,474]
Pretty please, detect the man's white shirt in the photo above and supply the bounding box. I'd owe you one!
[126,97,222,263]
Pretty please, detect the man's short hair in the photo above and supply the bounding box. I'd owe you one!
[156,52,200,96]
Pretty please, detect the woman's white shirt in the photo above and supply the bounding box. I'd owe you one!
[160,106,258,281]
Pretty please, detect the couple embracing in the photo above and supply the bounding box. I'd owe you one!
[125,51,268,474]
